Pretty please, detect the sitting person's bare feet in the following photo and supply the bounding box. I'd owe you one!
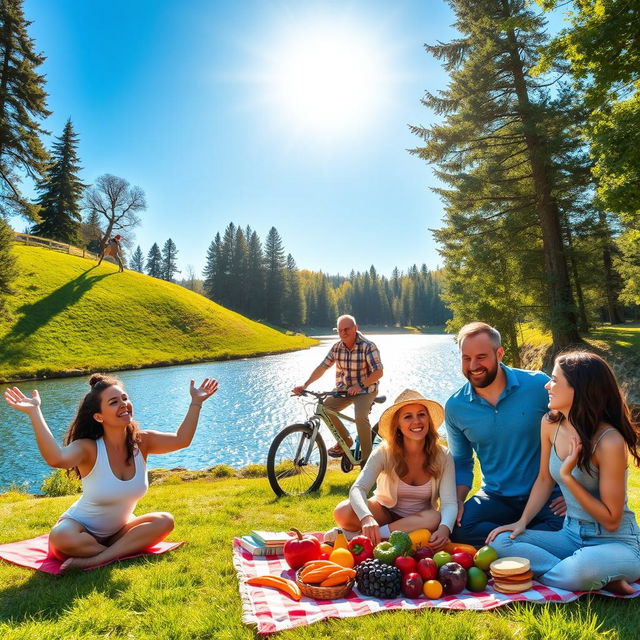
[604,579,636,595]
[59,555,101,573]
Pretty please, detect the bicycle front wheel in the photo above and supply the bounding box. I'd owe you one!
[267,423,327,497]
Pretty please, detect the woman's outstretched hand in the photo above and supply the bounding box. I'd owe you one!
[485,520,525,544]
[190,378,219,405]
[4,387,41,414]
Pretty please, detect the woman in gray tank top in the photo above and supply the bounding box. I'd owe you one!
[487,351,640,594]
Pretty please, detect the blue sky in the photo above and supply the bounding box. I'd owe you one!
[17,1,509,277]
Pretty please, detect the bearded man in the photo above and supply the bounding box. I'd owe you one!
[445,322,565,547]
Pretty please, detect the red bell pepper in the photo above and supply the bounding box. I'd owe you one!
[283,528,321,570]
[348,535,374,564]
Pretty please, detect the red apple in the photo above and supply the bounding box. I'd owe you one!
[416,557,438,581]
[401,572,424,598]
[451,552,474,570]
[394,555,418,575]
[414,546,434,561]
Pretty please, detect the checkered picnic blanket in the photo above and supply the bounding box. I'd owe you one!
[232,536,640,635]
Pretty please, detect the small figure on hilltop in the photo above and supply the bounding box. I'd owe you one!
[97,234,124,272]
[4,373,218,572]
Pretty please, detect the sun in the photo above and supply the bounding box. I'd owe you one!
[260,19,393,137]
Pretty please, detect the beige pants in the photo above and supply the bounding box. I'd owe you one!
[323,390,377,463]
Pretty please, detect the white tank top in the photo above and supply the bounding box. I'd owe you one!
[62,437,148,538]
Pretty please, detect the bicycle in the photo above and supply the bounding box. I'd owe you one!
[266,389,386,497]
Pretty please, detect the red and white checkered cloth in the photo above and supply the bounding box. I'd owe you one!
[233,536,640,635]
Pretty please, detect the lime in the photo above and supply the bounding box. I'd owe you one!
[466,566,489,592]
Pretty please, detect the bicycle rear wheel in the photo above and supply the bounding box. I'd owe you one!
[267,423,327,497]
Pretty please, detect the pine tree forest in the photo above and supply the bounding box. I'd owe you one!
[201,222,450,329]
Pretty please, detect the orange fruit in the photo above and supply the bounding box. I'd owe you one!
[320,543,333,555]
[329,547,355,568]
[423,579,443,599]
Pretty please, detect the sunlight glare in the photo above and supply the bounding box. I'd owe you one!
[264,22,391,136]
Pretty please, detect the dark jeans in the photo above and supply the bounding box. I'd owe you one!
[451,490,564,548]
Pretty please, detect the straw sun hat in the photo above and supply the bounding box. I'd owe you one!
[377,389,445,442]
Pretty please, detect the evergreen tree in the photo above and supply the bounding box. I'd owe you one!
[0,0,50,220]
[540,0,639,305]
[283,253,305,327]
[264,226,286,324]
[146,242,162,278]
[411,0,581,350]
[202,235,219,300]
[161,238,179,282]
[0,217,17,317]
[231,225,248,312]
[130,245,144,272]
[32,119,86,243]
[245,229,265,318]
[81,208,102,253]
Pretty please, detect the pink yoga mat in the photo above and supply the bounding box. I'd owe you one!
[0,534,184,575]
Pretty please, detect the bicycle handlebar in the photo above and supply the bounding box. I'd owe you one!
[293,389,386,404]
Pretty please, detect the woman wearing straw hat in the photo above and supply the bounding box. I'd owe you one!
[325,389,457,548]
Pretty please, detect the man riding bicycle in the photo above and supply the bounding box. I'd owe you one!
[292,314,383,464]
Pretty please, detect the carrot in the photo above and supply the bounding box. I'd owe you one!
[301,566,342,584]
[246,575,302,600]
[299,560,338,576]
[320,568,356,586]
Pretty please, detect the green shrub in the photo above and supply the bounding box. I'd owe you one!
[40,469,82,497]
[208,464,235,478]
[239,464,267,478]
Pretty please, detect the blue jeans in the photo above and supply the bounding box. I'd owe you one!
[492,515,640,591]
[451,490,563,548]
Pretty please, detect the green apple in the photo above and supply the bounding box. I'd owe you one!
[473,545,498,571]
[433,551,452,568]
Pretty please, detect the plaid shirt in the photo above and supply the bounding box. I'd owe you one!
[320,332,382,392]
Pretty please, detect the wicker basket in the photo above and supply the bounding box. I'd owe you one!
[295,568,355,600]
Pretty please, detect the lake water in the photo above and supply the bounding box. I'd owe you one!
[0,333,466,491]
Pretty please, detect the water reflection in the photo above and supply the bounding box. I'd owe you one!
[0,334,464,490]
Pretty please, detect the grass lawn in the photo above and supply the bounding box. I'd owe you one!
[1,469,639,639]
[0,245,316,381]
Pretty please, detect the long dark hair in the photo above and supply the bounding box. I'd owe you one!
[64,373,141,477]
[547,351,640,473]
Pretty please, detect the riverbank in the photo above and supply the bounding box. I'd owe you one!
[519,323,640,404]
[0,246,317,382]
[1,470,638,639]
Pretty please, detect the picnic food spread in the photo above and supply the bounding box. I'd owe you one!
[246,528,515,602]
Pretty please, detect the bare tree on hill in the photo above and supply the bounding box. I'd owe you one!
[83,174,146,250]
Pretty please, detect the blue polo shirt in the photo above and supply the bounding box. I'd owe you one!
[445,363,550,498]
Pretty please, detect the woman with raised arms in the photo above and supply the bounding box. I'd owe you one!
[325,389,457,548]
[487,351,640,593]
[5,373,218,571]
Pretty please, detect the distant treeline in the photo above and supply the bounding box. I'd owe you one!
[198,222,450,329]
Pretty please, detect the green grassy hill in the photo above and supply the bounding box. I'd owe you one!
[0,245,316,381]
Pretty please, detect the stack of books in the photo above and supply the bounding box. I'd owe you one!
[237,530,294,556]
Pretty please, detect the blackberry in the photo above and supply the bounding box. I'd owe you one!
[355,558,402,598]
